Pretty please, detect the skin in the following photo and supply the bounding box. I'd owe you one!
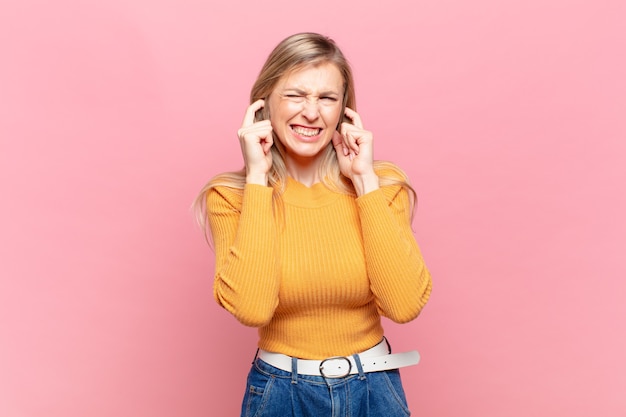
[237,62,379,196]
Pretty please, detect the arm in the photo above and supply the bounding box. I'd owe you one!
[357,183,432,323]
[333,107,432,321]
[207,184,279,327]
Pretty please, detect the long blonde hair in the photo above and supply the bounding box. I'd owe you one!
[193,33,416,238]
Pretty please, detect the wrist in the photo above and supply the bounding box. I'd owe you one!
[352,172,379,196]
[246,172,268,186]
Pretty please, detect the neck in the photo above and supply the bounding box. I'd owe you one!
[285,155,323,187]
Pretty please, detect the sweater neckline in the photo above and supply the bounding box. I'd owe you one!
[282,177,341,208]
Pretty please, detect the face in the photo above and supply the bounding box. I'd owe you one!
[267,62,344,166]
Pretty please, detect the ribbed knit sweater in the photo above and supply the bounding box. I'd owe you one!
[207,172,432,360]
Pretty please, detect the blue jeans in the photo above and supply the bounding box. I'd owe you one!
[240,357,411,417]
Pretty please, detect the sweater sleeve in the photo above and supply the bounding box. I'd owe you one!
[356,184,432,323]
[207,184,279,327]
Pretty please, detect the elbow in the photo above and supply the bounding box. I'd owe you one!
[385,305,423,324]
[385,299,428,323]
[234,308,275,328]
[213,275,278,328]
[214,292,276,328]
[385,271,433,324]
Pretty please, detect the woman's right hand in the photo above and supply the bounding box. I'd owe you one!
[237,99,273,185]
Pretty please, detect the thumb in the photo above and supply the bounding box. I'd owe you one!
[332,130,348,156]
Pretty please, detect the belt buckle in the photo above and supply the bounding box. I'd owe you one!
[319,356,352,378]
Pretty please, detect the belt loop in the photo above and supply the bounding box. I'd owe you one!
[383,337,392,353]
[291,357,298,384]
[352,354,366,380]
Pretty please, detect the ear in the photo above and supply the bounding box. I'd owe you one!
[254,97,271,122]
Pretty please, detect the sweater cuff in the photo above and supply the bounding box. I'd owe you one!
[355,188,388,211]
[243,183,274,205]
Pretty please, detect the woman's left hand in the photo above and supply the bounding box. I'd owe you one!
[332,107,380,195]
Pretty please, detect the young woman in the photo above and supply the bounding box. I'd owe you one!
[194,32,432,417]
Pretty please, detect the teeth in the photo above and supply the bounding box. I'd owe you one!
[292,126,321,137]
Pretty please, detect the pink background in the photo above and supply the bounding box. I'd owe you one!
[1,0,625,416]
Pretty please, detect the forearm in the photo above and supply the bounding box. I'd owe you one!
[210,184,280,327]
[351,172,380,197]
[357,188,432,323]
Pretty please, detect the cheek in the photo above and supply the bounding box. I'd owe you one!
[271,101,300,122]
[323,107,342,129]
[269,103,294,142]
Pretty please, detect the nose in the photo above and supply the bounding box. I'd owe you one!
[301,97,320,120]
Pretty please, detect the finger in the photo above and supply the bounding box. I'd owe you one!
[343,107,363,129]
[342,129,360,154]
[242,99,266,127]
[242,120,271,134]
[332,130,349,156]
[238,120,271,140]
[261,130,274,154]
[331,130,343,148]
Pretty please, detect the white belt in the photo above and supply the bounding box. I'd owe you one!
[257,339,420,378]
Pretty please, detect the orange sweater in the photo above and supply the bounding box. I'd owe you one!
[207,174,432,359]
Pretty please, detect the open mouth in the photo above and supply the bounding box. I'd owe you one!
[291,125,322,137]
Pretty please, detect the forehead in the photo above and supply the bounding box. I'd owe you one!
[276,63,344,93]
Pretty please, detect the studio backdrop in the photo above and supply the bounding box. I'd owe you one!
[1,1,625,416]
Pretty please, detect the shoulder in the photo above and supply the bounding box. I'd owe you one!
[374,161,411,200]
[207,185,244,213]
[374,160,408,180]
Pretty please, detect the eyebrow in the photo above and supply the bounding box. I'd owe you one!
[281,88,341,97]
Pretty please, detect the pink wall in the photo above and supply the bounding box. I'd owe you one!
[1,0,624,416]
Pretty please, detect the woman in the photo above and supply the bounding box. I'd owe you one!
[194,32,432,417]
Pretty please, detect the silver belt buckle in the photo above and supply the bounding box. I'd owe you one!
[319,356,352,378]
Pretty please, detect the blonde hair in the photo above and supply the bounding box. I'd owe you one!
[193,33,416,239]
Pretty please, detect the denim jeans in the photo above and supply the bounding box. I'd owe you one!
[240,357,411,417]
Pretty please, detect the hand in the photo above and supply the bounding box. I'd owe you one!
[237,100,273,185]
[332,108,379,195]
